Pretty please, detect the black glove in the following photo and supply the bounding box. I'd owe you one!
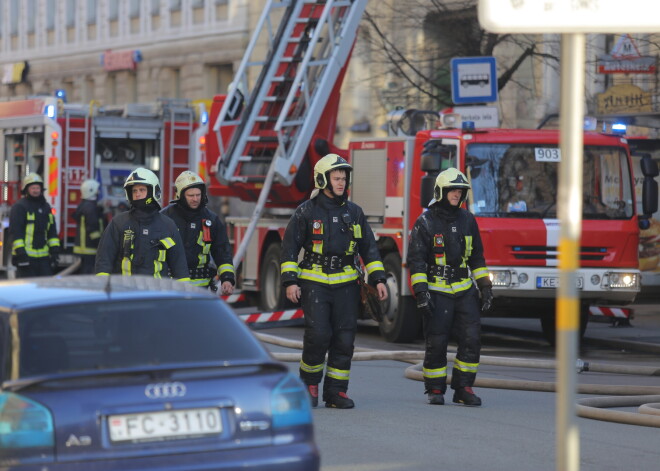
[416,290,434,316]
[50,249,60,271]
[12,251,30,267]
[480,286,493,313]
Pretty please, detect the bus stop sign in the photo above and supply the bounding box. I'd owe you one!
[450,57,498,105]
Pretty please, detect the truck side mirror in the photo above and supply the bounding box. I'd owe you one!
[640,155,658,222]
[420,174,436,208]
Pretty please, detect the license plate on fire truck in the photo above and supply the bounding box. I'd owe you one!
[536,276,583,289]
[108,407,222,442]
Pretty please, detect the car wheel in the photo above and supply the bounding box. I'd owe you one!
[259,242,293,312]
[378,252,420,343]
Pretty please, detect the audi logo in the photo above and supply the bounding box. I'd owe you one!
[145,382,187,399]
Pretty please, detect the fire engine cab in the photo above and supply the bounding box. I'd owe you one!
[0,96,206,272]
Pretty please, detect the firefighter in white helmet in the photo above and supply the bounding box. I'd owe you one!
[73,179,105,274]
[407,167,493,406]
[280,154,388,409]
[161,171,235,293]
[9,173,61,277]
[95,167,189,279]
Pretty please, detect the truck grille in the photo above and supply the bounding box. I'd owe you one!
[511,246,607,261]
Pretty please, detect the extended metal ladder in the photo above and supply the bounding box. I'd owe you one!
[161,99,195,202]
[213,0,367,266]
[214,0,367,186]
[61,105,93,249]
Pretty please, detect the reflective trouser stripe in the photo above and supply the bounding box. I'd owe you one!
[423,366,447,379]
[300,360,324,374]
[326,366,350,381]
[454,358,479,374]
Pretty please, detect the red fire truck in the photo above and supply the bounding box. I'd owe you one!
[206,0,656,342]
[0,96,206,272]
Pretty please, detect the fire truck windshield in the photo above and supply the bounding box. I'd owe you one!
[466,143,634,220]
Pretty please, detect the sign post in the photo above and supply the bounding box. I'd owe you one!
[478,2,660,470]
[450,56,498,105]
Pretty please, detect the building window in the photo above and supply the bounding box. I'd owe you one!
[151,0,159,15]
[46,0,56,31]
[66,0,76,28]
[109,0,119,21]
[170,0,182,11]
[192,0,204,7]
[129,0,140,18]
[87,0,97,24]
[27,0,37,33]
[10,0,19,36]
[215,0,228,4]
[205,64,234,98]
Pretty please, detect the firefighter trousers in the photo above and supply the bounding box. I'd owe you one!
[17,257,53,278]
[299,280,360,400]
[422,286,481,392]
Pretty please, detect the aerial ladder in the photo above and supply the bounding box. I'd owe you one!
[213,0,368,266]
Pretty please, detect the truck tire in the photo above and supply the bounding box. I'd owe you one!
[540,306,589,346]
[259,242,293,312]
[378,252,420,343]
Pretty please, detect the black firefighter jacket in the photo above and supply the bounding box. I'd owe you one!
[9,195,60,260]
[407,204,491,297]
[280,192,385,287]
[95,207,189,279]
[73,199,105,256]
[161,203,235,287]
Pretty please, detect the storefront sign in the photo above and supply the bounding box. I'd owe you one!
[101,50,142,71]
[596,84,652,115]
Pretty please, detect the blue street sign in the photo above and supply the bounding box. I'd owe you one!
[450,57,498,105]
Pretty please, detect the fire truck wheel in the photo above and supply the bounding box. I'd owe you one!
[378,252,420,343]
[540,306,589,346]
[259,242,294,312]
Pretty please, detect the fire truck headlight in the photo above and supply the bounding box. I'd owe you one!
[489,270,512,287]
[606,272,638,289]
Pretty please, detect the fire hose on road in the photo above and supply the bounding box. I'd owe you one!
[255,332,660,428]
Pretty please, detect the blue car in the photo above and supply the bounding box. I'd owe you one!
[0,275,319,470]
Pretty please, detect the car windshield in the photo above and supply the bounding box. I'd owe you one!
[17,299,263,377]
[466,143,634,219]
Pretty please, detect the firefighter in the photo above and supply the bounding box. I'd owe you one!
[9,173,61,278]
[95,167,189,280]
[73,179,105,274]
[407,168,493,406]
[161,171,235,293]
[280,154,388,409]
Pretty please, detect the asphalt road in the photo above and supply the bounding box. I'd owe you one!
[257,311,660,471]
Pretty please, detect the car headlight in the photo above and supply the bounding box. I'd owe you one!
[0,392,54,464]
[271,374,313,430]
[489,270,512,287]
[606,272,638,289]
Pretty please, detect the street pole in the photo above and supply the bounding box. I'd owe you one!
[556,32,585,471]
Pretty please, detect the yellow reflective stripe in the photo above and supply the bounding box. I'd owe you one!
[90,231,101,240]
[300,360,325,374]
[96,272,110,276]
[428,277,473,295]
[454,359,479,373]
[422,366,447,379]
[472,267,489,280]
[352,224,362,238]
[176,277,192,282]
[218,263,234,275]
[73,247,97,255]
[47,238,60,247]
[25,247,49,257]
[12,239,25,250]
[121,257,132,276]
[411,273,427,285]
[365,260,384,275]
[465,235,473,258]
[154,260,163,278]
[326,366,350,381]
[157,250,167,262]
[312,241,323,254]
[189,278,210,287]
[160,237,176,249]
[298,267,359,284]
[79,215,88,248]
[281,261,300,274]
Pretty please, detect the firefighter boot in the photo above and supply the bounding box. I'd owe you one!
[452,387,482,407]
[325,392,355,409]
[307,384,319,408]
[427,389,445,405]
